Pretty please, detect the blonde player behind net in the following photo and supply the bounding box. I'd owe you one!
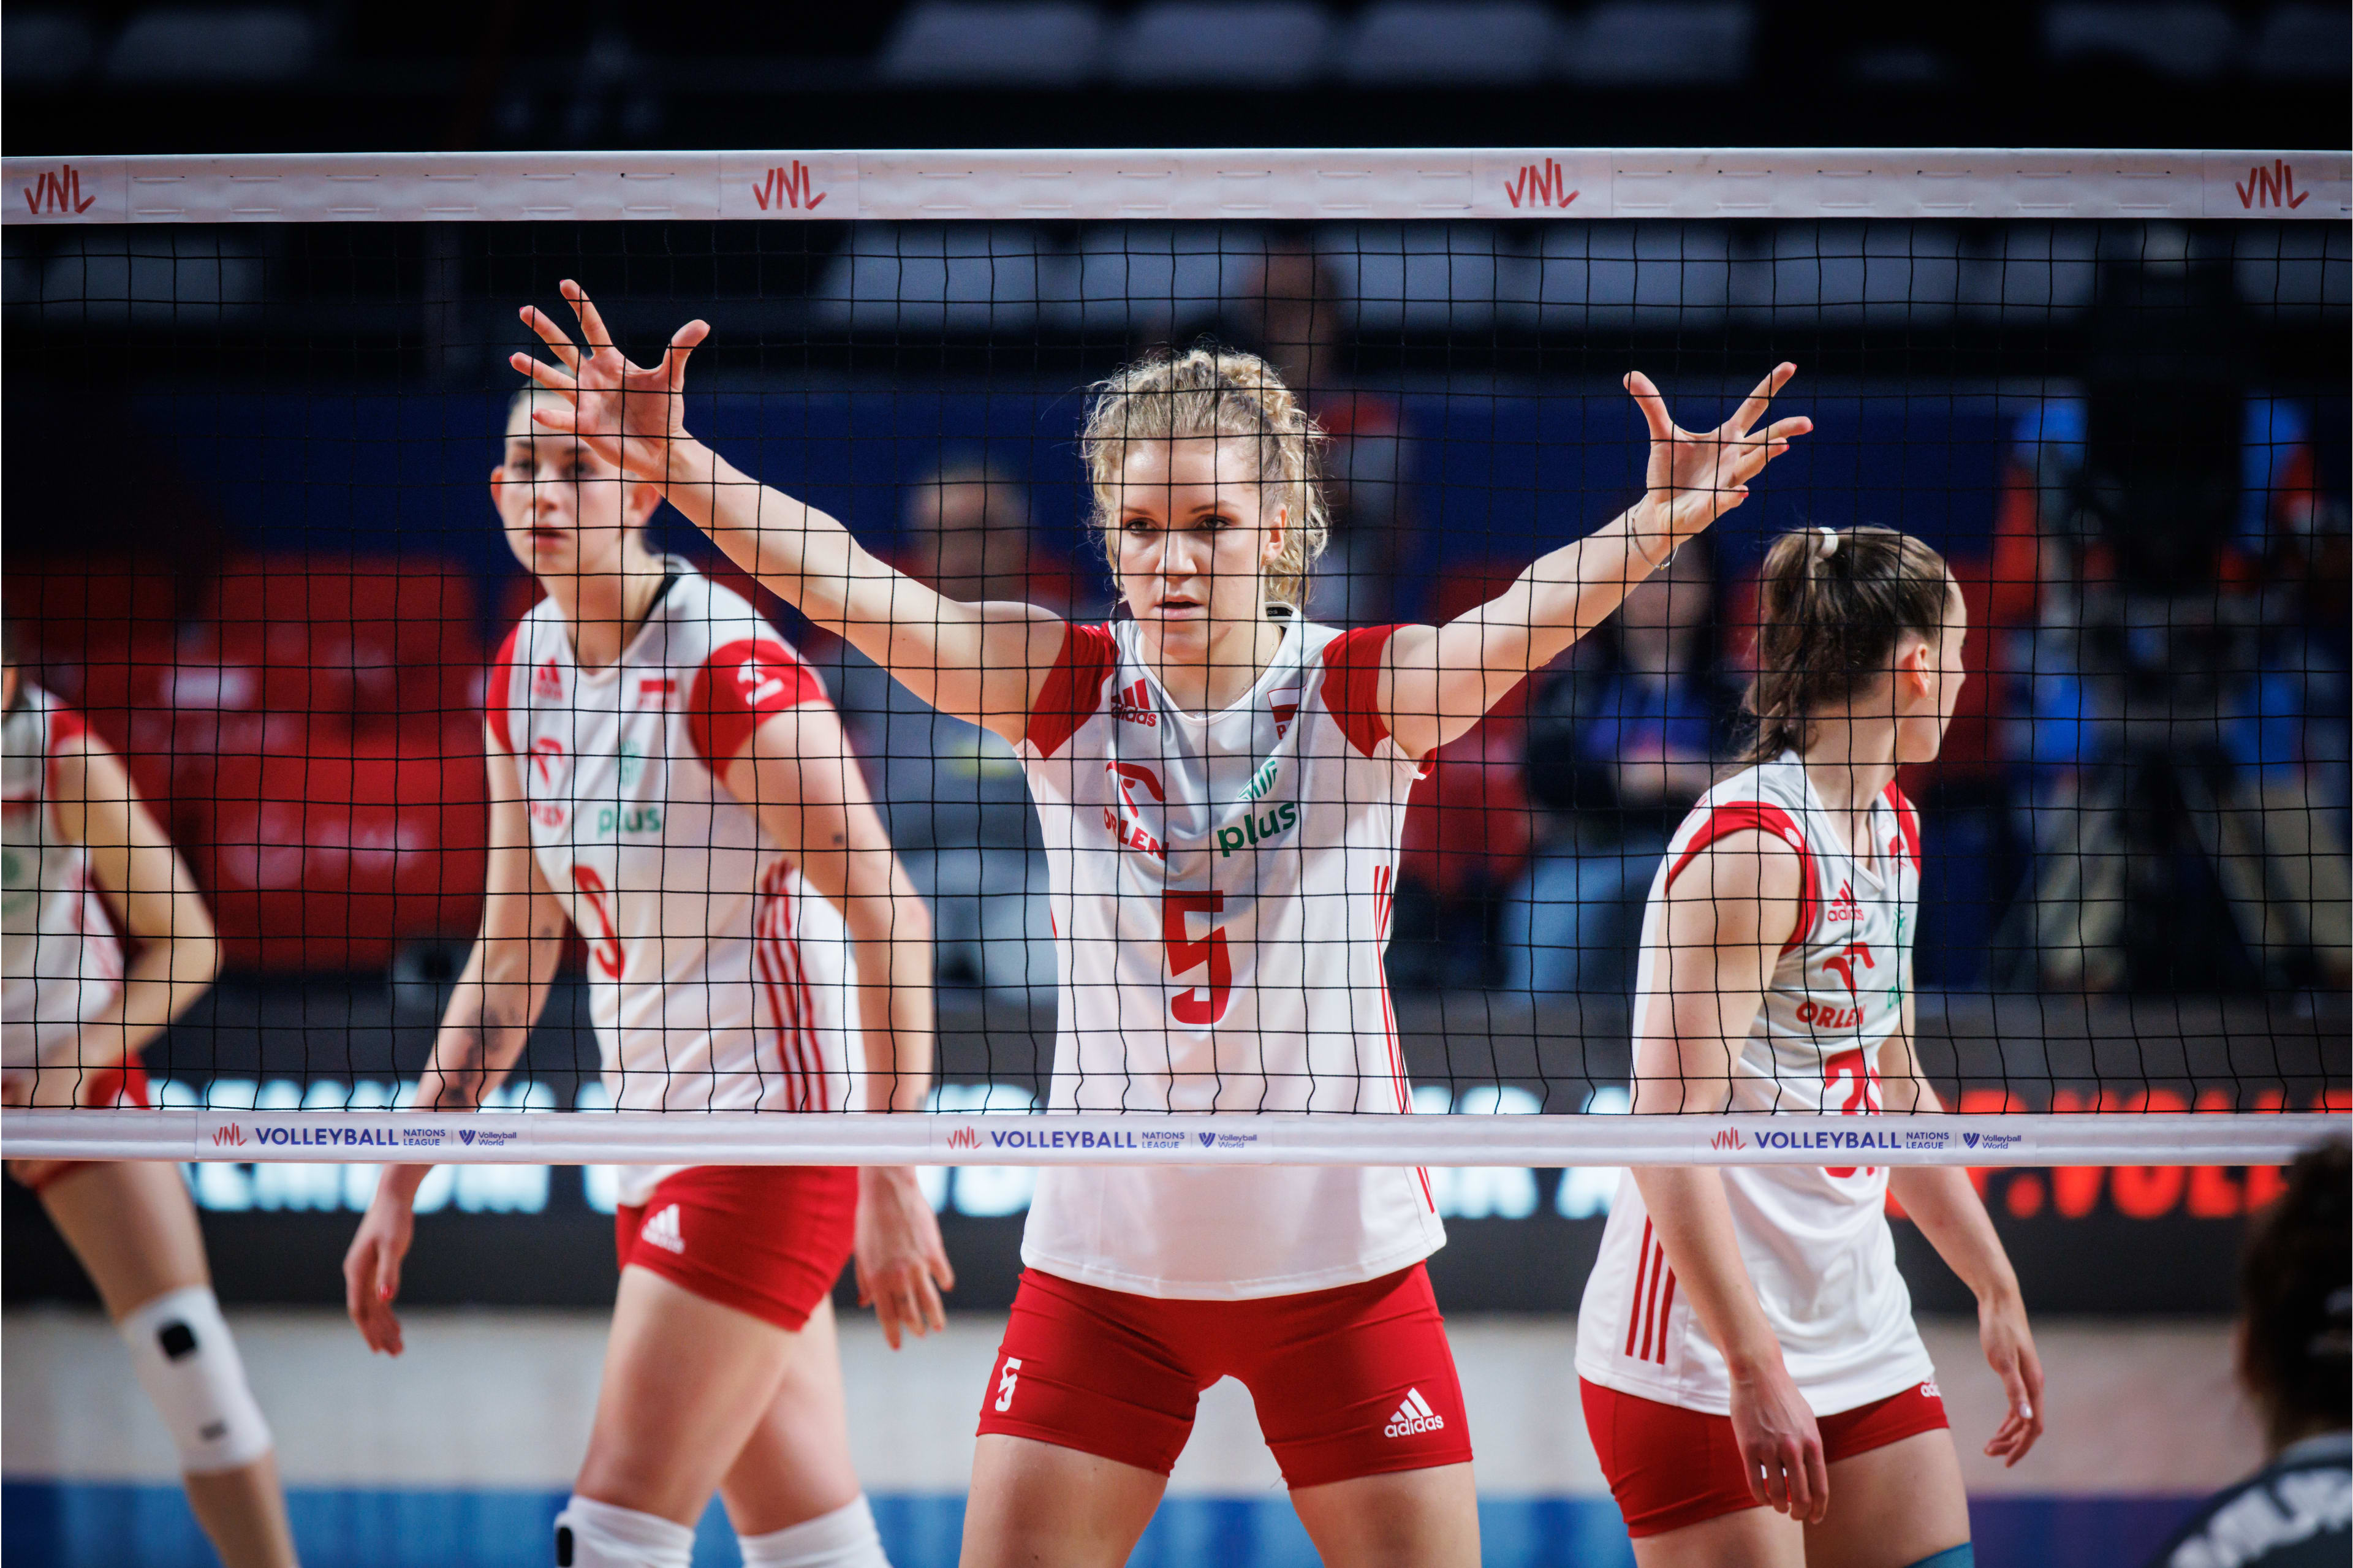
[2,630,301,1568]
[340,388,953,1568]
[1577,526,2047,1568]
[510,280,1808,1568]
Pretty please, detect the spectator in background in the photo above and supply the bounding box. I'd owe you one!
[2147,1140,2350,1568]
[1999,397,2351,993]
[1500,541,1733,998]
[824,455,1066,993]
[1240,236,1412,626]
[902,455,1082,616]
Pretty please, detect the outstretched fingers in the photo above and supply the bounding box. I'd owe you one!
[509,349,578,395]
[560,278,616,354]
[1623,371,1677,442]
[519,305,583,373]
[661,319,710,389]
[1728,362,1799,438]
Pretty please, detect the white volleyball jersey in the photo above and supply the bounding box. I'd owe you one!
[2,685,126,1068]
[488,564,856,1206]
[1012,613,1446,1300]
[1576,753,1937,1415]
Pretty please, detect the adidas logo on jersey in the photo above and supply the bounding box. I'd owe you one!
[1384,1388,1446,1439]
[533,658,566,701]
[1109,679,1158,727]
[1826,881,1860,924]
[638,1203,686,1255]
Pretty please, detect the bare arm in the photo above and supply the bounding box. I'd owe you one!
[1626,829,1833,1520]
[405,745,567,1125]
[512,282,1066,743]
[41,738,219,1083]
[1383,365,1811,759]
[722,702,936,1118]
[1882,1003,2046,1465]
[723,700,955,1347]
[346,743,566,1354]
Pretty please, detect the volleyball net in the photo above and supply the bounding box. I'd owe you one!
[2,149,2346,1168]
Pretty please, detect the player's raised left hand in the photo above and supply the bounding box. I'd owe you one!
[855,1165,955,1349]
[1626,363,1812,551]
[510,279,708,487]
[1977,1287,2046,1466]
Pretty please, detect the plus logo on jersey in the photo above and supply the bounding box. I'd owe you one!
[1110,679,1158,727]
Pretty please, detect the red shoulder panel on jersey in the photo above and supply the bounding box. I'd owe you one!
[41,702,90,815]
[1025,623,1120,758]
[44,703,88,751]
[1662,801,1819,955]
[688,638,824,771]
[1320,624,1403,759]
[1884,784,1923,872]
[485,624,523,754]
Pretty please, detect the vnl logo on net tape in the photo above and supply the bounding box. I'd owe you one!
[199,1119,527,1153]
[930,1121,1263,1156]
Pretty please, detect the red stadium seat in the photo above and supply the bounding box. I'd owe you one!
[206,553,485,722]
[3,556,183,651]
[190,715,489,971]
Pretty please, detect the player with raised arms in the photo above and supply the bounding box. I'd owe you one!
[339,388,952,1568]
[510,279,1808,1567]
[2,627,301,1568]
[1577,526,2045,1566]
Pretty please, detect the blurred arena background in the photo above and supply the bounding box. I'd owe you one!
[4,4,2349,1567]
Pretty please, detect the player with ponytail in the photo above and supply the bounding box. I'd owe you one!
[511,279,1809,1567]
[1578,525,2044,1567]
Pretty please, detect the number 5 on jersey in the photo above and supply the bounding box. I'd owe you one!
[570,863,624,980]
[994,1356,1022,1412]
[1163,890,1232,1026]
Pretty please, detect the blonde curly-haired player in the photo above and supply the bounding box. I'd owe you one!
[3,631,300,1568]
[340,389,952,1568]
[511,279,1808,1568]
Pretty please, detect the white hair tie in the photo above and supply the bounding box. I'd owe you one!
[1816,527,1840,558]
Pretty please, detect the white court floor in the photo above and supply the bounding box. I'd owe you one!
[4,1308,2264,1498]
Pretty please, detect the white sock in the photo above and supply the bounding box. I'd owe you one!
[553,1495,695,1568]
[737,1494,889,1568]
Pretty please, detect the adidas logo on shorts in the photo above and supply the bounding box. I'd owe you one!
[640,1203,686,1256]
[1384,1388,1445,1439]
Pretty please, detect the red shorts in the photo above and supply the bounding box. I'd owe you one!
[613,1164,857,1333]
[976,1263,1472,1490]
[1581,1377,1950,1538]
[9,1064,151,1195]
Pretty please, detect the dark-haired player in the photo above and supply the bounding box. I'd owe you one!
[1580,527,2044,1567]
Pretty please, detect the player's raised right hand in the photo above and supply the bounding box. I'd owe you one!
[511,279,707,488]
[1729,1352,1830,1523]
[343,1178,419,1357]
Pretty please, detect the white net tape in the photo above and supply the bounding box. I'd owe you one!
[3,1108,2336,1167]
